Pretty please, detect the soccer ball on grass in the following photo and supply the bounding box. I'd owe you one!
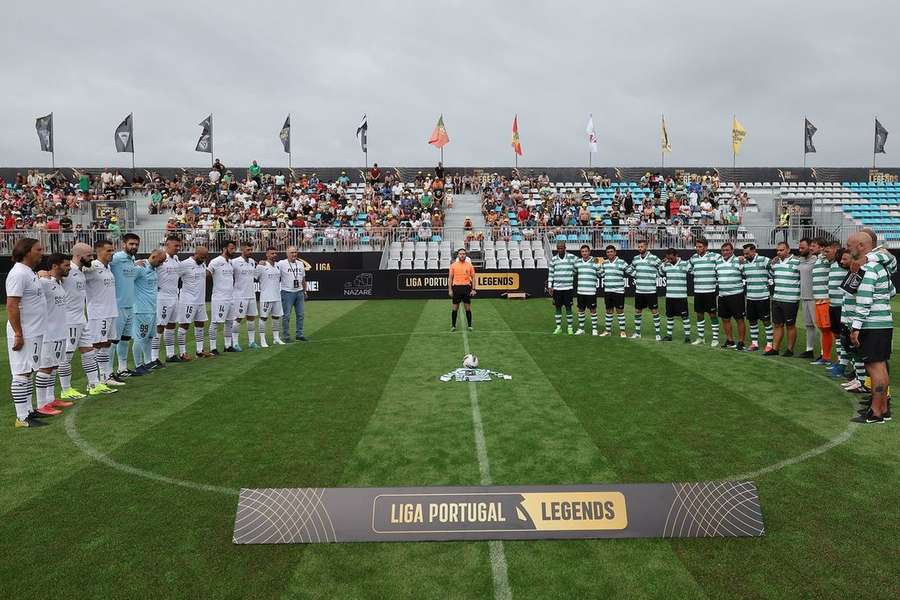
[462,354,479,368]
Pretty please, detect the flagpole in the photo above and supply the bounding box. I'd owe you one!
[803,115,806,168]
[131,113,136,184]
[210,112,214,168]
[873,117,877,169]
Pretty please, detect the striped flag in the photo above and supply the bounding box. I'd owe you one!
[428,115,450,149]
[875,119,888,154]
[356,114,368,153]
[511,114,523,156]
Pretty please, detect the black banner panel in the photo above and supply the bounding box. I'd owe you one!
[233,482,764,544]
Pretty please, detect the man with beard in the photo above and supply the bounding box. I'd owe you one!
[770,241,801,356]
[131,250,168,374]
[659,248,691,342]
[741,243,773,353]
[573,245,601,336]
[715,242,746,350]
[110,233,140,379]
[207,240,237,354]
[547,240,576,334]
[599,245,628,337]
[176,246,211,359]
[625,240,662,340]
[795,237,819,359]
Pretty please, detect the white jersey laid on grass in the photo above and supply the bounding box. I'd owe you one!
[231,256,258,300]
[177,257,208,306]
[62,266,87,325]
[255,262,282,303]
[207,255,235,299]
[84,260,119,320]
[157,253,182,301]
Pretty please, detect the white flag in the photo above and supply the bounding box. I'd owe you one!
[586,115,598,153]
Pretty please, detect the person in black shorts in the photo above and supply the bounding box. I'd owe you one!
[600,245,627,337]
[824,243,848,376]
[716,243,747,350]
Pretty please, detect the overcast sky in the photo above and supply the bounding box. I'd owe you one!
[2,0,898,169]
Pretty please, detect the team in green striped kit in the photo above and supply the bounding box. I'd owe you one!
[543,229,894,425]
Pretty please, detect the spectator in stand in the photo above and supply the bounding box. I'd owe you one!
[248,160,262,187]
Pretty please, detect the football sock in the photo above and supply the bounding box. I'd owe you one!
[821,329,834,361]
[578,312,585,330]
[652,313,661,335]
[195,326,205,354]
[806,325,817,352]
[554,310,562,327]
[224,321,233,348]
[465,310,472,327]
[837,339,848,365]
[710,317,720,339]
[634,314,642,335]
[96,347,111,380]
[605,313,613,333]
[82,350,100,386]
[681,317,690,338]
[35,371,54,408]
[590,314,598,331]
[855,361,866,384]
[666,318,674,337]
[151,335,160,361]
[617,313,626,332]
[178,328,187,356]
[697,319,706,341]
[764,322,773,346]
[566,312,573,327]
[59,351,74,389]
[164,329,175,358]
[116,338,130,371]
[209,326,218,352]
[12,374,31,421]
[272,322,281,342]
[452,310,458,327]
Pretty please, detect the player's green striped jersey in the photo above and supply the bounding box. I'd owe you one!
[627,252,662,295]
[828,262,848,307]
[548,252,576,291]
[659,259,689,298]
[770,255,801,302]
[841,281,857,324]
[811,256,831,300]
[852,259,893,330]
[715,255,744,297]
[600,257,628,294]
[574,257,602,295]
[742,255,771,300]
[688,251,721,294]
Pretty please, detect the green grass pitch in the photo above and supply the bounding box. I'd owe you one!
[1,298,899,599]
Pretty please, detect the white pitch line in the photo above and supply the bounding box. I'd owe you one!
[461,325,512,600]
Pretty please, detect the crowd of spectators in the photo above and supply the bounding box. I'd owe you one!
[137,160,469,250]
[478,170,752,247]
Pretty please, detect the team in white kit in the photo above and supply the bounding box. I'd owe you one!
[5,234,307,428]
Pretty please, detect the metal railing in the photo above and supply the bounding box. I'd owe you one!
[0,223,871,256]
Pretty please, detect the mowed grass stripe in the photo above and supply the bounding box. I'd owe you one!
[0,300,365,516]
[283,300,496,600]
[461,300,709,599]
[0,300,420,599]
[494,299,900,599]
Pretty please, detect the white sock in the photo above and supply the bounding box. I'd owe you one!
[806,325,817,352]
[59,351,74,389]
[209,325,218,352]
[82,349,100,386]
[178,328,187,356]
[96,347,112,380]
[151,334,160,361]
[12,374,32,420]
[272,321,281,342]
[224,321,233,348]
[35,371,54,408]
[258,319,268,346]
[164,329,175,358]
[195,326,205,354]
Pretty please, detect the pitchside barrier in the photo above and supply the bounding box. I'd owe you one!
[3,249,899,302]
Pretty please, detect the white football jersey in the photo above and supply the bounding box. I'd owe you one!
[177,257,208,305]
[156,253,181,300]
[5,262,46,337]
[255,262,281,303]
[62,266,87,325]
[231,256,257,299]
[40,277,68,341]
[207,255,234,299]
[84,260,119,319]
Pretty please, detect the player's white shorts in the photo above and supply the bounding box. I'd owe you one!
[66,323,91,351]
[234,298,258,318]
[178,303,208,324]
[211,299,235,323]
[117,307,134,339]
[260,300,284,318]
[39,338,66,369]
[132,313,157,340]
[157,298,179,326]
[86,317,117,345]
[6,324,42,375]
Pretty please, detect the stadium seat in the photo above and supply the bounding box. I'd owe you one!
[400,259,412,270]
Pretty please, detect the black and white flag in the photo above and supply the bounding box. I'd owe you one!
[356,114,368,153]
[196,114,213,153]
[804,118,817,154]
[35,113,53,152]
[114,113,134,153]
[875,119,888,154]
[279,114,291,153]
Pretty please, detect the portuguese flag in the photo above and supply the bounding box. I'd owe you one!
[428,114,450,149]
[511,114,523,156]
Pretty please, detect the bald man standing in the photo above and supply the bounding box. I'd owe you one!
[277,246,307,342]
[847,232,893,424]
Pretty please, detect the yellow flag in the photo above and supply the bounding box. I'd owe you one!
[732,116,747,155]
